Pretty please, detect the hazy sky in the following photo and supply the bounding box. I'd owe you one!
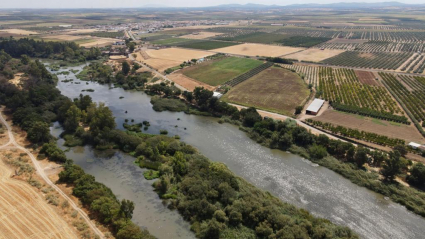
[1,0,424,8]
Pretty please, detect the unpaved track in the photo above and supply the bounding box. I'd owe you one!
[0,107,104,239]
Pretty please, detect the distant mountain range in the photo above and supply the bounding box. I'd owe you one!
[142,2,425,10]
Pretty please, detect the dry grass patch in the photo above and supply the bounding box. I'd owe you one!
[143,58,181,72]
[285,48,345,62]
[80,37,117,48]
[214,43,303,57]
[222,67,310,115]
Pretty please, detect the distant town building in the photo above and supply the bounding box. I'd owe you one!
[306,99,325,115]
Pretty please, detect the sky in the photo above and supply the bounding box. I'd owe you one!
[1,0,424,8]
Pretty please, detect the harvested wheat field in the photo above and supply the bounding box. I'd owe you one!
[143,58,181,72]
[222,67,310,115]
[168,73,215,91]
[214,43,303,57]
[285,49,345,62]
[80,37,117,48]
[0,159,78,239]
[64,29,100,34]
[0,29,38,35]
[314,110,425,143]
[179,31,223,39]
[145,48,214,62]
[42,34,85,41]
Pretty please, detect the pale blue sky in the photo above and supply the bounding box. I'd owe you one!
[1,0,424,8]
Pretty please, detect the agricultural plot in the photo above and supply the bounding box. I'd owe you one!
[145,48,214,63]
[180,57,263,86]
[224,62,274,87]
[321,51,413,70]
[152,37,194,46]
[178,40,241,50]
[222,67,310,115]
[79,37,117,48]
[281,64,319,87]
[380,73,425,131]
[179,31,223,39]
[215,32,289,44]
[401,54,425,74]
[0,29,38,35]
[213,43,303,57]
[285,49,345,62]
[318,68,406,123]
[0,159,78,239]
[167,73,215,92]
[312,110,424,143]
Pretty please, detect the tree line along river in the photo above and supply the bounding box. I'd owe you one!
[52,64,425,239]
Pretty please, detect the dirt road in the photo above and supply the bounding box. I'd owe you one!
[0,107,104,239]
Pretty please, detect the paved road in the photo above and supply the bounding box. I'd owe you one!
[0,107,105,239]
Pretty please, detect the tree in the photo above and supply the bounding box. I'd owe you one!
[120,199,135,220]
[354,147,369,168]
[407,163,425,186]
[122,61,131,75]
[87,103,116,137]
[241,107,262,127]
[295,106,303,115]
[27,121,50,143]
[127,42,136,53]
[193,87,213,107]
[308,144,327,160]
[393,145,407,157]
[64,105,82,132]
[381,151,402,181]
[20,54,30,65]
[172,151,187,176]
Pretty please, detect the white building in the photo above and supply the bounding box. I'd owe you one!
[306,99,325,115]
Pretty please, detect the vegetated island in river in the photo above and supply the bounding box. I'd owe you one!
[0,51,358,238]
[81,59,425,220]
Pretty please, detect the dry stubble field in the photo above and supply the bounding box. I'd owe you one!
[314,109,425,143]
[0,157,78,239]
[168,73,215,91]
[213,43,304,57]
[179,31,223,39]
[222,67,310,115]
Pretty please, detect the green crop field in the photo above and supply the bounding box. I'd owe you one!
[178,40,240,50]
[181,57,263,86]
[222,67,310,115]
[151,37,194,45]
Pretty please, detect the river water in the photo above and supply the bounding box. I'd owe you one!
[53,64,425,239]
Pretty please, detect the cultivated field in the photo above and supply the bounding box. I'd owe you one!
[168,73,215,91]
[42,34,85,41]
[0,29,38,35]
[180,56,263,86]
[213,43,303,57]
[222,67,310,115]
[145,48,214,62]
[285,48,345,62]
[143,58,181,72]
[314,110,425,143]
[79,37,117,48]
[0,158,78,239]
[179,31,223,39]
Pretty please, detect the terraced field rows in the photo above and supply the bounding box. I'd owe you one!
[315,42,425,53]
[225,62,273,87]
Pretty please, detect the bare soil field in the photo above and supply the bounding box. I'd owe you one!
[0,29,38,35]
[145,48,214,62]
[64,29,100,34]
[179,32,223,39]
[314,110,425,143]
[168,73,215,91]
[222,67,310,115]
[285,48,345,62]
[355,71,380,86]
[8,73,24,89]
[213,43,304,57]
[0,158,78,239]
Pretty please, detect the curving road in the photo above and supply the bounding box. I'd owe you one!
[0,107,104,239]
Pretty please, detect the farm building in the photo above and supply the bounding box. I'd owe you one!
[213,92,223,99]
[408,142,422,150]
[306,99,325,115]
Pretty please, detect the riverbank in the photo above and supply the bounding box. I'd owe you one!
[53,62,425,239]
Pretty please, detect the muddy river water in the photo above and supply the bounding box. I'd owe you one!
[52,64,425,239]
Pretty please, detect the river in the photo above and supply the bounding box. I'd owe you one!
[52,64,425,239]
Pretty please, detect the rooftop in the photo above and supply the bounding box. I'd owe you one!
[306,99,325,113]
